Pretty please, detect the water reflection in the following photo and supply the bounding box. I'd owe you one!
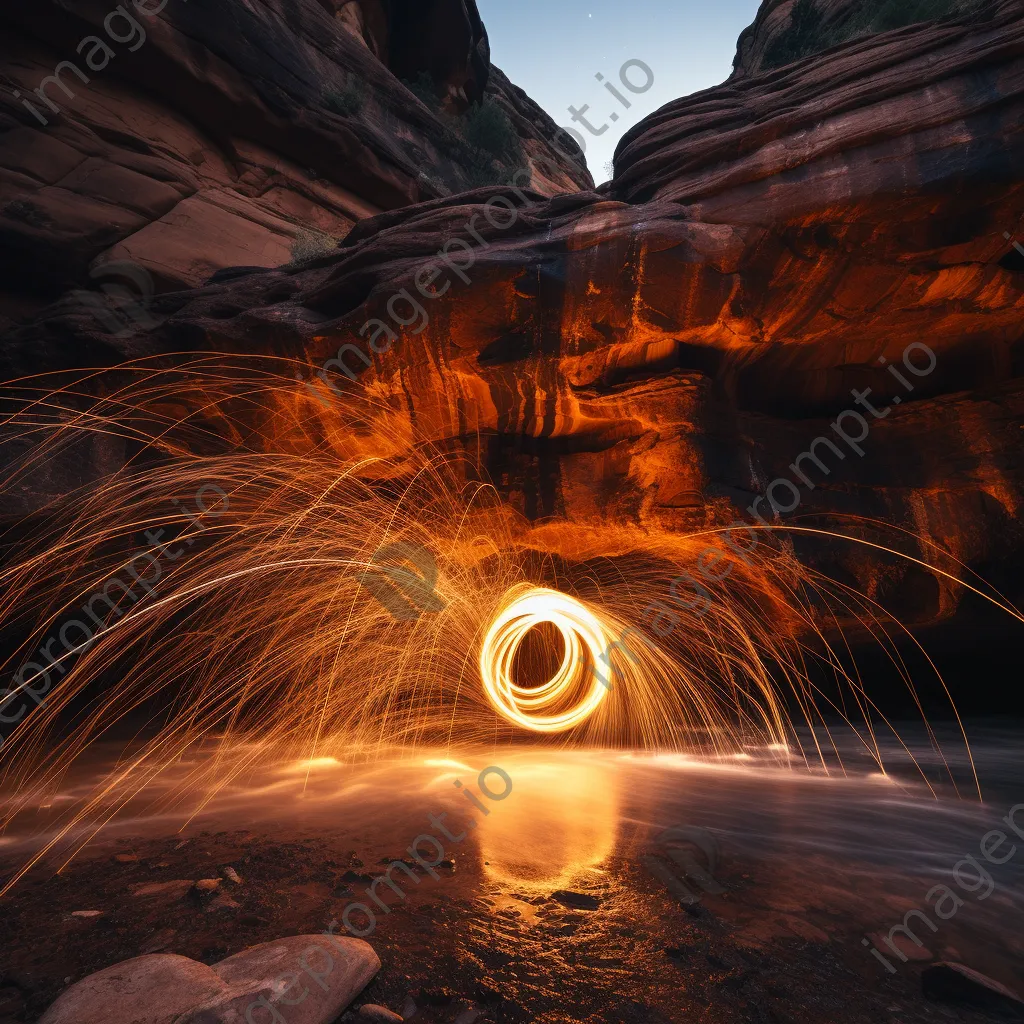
[476,755,619,891]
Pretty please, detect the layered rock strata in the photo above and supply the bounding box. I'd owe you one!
[2,1,1023,631]
[0,0,590,322]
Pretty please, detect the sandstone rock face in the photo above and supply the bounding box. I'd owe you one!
[327,0,489,107]
[611,0,1022,217]
[731,0,990,79]
[0,0,590,322]
[2,1,1023,639]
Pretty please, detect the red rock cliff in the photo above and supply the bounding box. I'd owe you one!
[0,0,591,321]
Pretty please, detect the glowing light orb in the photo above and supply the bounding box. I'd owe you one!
[479,586,613,733]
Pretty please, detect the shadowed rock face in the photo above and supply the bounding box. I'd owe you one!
[325,0,492,106]
[2,1,1023,634]
[326,2,483,76]
[0,0,590,321]
[730,0,991,78]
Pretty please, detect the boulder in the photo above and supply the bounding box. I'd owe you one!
[183,935,381,1024]
[37,936,380,1024]
[37,954,227,1024]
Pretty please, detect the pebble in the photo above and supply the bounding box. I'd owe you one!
[222,865,243,884]
[113,853,138,864]
[205,893,241,913]
[356,1005,404,1023]
[70,910,103,918]
[194,878,221,892]
[128,880,195,901]
[551,889,600,910]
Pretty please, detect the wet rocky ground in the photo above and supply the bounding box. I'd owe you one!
[1,815,1021,1024]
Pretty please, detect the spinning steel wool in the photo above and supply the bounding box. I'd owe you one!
[0,356,1001,893]
[480,586,619,733]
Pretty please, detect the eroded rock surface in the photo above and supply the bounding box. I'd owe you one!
[37,954,227,1024]
[0,0,590,320]
[730,0,993,79]
[187,935,381,1024]
[2,2,1023,636]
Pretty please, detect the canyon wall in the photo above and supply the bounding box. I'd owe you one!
[730,0,993,78]
[0,0,590,325]
[2,0,1023,632]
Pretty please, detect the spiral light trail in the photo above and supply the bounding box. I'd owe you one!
[479,585,613,732]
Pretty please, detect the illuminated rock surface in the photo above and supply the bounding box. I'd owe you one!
[36,954,228,1024]
[1,3,1022,632]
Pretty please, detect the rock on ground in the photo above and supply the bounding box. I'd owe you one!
[37,936,380,1024]
[184,935,380,1024]
[37,954,227,1024]
[922,961,1024,1015]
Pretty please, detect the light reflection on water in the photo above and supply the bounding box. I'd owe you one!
[2,723,1022,909]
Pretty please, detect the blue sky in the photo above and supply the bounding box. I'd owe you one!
[476,0,763,182]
